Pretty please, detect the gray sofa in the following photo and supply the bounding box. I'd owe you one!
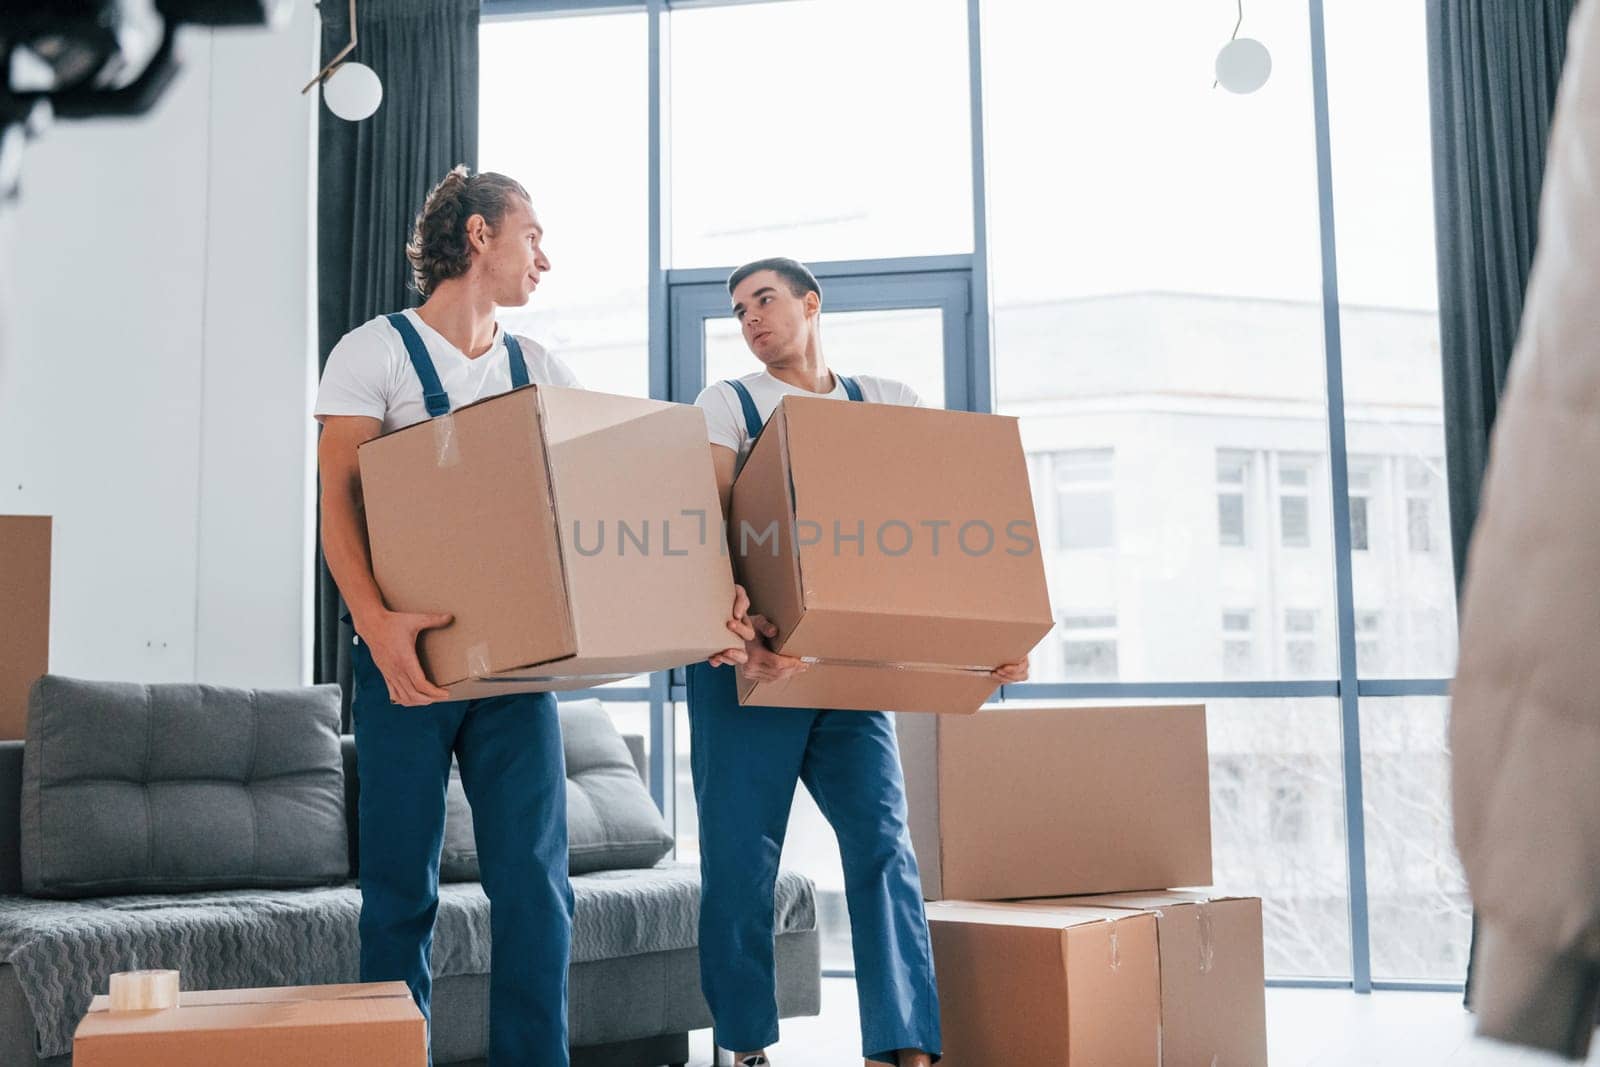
[0,680,820,1066]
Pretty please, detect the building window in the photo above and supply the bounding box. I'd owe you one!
[1270,771,1310,846]
[1284,608,1319,677]
[1348,459,1376,552]
[1217,450,1251,548]
[1060,613,1118,680]
[1053,449,1115,550]
[1407,607,1450,676]
[1356,610,1383,672]
[1278,456,1313,549]
[1406,458,1439,553]
[1222,609,1255,677]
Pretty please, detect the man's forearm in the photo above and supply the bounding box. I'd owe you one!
[321,488,387,629]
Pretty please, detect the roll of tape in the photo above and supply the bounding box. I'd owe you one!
[109,969,180,1012]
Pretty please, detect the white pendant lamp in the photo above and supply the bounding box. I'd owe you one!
[1214,0,1272,94]
[301,0,383,121]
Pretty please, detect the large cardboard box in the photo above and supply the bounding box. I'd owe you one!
[927,899,1161,1066]
[0,516,50,740]
[898,704,1213,900]
[1064,891,1269,1067]
[359,386,736,699]
[73,981,426,1066]
[728,395,1053,714]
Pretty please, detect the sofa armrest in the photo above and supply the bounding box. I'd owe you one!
[0,741,21,896]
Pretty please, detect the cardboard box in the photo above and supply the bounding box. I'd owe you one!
[927,899,1161,1066]
[1062,891,1268,1067]
[73,981,426,1066]
[898,704,1213,900]
[0,516,50,740]
[728,395,1053,714]
[359,386,736,698]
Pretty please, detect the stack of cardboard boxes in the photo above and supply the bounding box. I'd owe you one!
[899,704,1269,1066]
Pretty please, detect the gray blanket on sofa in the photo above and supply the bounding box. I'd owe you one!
[0,862,815,1058]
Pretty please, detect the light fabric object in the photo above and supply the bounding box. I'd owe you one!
[1450,0,1600,1055]
[315,309,581,434]
[0,865,819,1059]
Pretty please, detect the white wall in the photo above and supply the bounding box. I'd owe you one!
[0,6,319,688]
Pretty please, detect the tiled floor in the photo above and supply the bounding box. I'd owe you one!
[684,979,1600,1066]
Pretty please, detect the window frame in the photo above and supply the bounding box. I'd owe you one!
[475,0,1460,995]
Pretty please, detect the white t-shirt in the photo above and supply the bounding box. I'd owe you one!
[695,369,923,464]
[314,309,581,434]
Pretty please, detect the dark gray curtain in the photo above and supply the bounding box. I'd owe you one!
[315,0,480,729]
[1425,0,1578,1005]
[1428,0,1576,590]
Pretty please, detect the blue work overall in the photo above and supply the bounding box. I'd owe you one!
[687,376,942,1065]
[350,312,574,1067]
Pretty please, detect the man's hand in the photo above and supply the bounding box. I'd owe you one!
[708,584,758,668]
[990,655,1030,684]
[359,609,455,706]
[738,613,808,684]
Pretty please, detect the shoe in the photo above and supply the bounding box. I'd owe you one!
[736,1055,770,1067]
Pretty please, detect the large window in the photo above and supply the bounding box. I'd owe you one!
[987,0,1339,687]
[479,0,1464,991]
[668,0,972,268]
[480,12,649,398]
[977,0,1458,987]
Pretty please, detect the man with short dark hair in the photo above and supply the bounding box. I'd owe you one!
[692,257,1029,1067]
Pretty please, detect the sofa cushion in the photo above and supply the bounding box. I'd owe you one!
[20,675,348,898]
[440,698,673,880]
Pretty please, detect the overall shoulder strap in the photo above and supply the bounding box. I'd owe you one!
[837,374,865,402]
[724,379,766,440]
[386,312,450,418]
[503,331,530,389]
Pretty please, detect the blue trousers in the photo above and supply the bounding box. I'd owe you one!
[687,662,941,1064]
[352,638,574,1067]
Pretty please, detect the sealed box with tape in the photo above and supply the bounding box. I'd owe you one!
[926,899,1162,1066]
[73,981,425,1066]
[358,386,737,698]
[1042,892,1268,1067]
[899,703,1213,901]
[727,394,1053,715]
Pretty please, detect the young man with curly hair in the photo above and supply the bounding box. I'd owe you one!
[315,167,753,1066]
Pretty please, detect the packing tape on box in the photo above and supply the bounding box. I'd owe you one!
[1108,926,1121,972]
[432,414,461,468]
[1196,902,1216,974]
[465,642,492,680]
[109,969,180,1011]
[794,655,995,674]
[479,672,635,687]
